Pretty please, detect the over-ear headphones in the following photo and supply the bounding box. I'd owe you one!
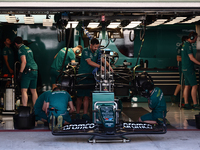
[75,49,80,54]
[189,31,197,40]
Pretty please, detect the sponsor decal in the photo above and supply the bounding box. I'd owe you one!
[63,123,95,130]
[123,123,153,129]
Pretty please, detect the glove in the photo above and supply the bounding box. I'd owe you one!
[17,72,22,83]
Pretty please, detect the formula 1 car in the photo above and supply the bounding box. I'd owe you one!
[50,49,167,143]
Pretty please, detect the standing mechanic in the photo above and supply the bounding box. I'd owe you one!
[50,45,83,90]
[181,31,200,110]
[76,38,113,120]
[2,37,15,87]
[139,81,167,124]
[2,37,14,75]
[171,36,188,103]
[14,36,38,106]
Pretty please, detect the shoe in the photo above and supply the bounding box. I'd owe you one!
[82,114,90,121]
[184,104,192,110]
[157,118,170,125]
[76,113,80,119]
[49,115,55,130]
[56,115,63,130]
[193,104,200,110]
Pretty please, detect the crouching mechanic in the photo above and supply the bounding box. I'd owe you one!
[138,81,167,124]
[43,87,75,129]
[34,90,52,124]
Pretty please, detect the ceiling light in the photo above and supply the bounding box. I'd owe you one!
[65,21,79,29]
[181,16,200,23]
[147,19,167,26]
[165,17,187,24]
[5,15,17,23]
[107,22,121,28]
[87,22,100,28]
[43,19,53,26]
[24,16,34,24]
[124,21,141,28]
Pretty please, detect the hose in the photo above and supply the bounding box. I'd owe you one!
[129,30,136,42]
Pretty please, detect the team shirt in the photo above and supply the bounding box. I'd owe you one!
[34,90,52,110]
[51,48,75,71]
[78,47,100,74]
[2,46,14,74]
[45,90,72,112]
[181,41,195,72]
[149,87,166,114]
[18,44,38,70]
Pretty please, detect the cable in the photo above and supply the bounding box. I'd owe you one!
[135,24,146,66]
[56,23,73,84]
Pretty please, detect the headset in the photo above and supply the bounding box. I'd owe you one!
[75,49,80,54]
[189,32,197,40]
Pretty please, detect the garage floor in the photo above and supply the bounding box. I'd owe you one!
[0,102,200,150]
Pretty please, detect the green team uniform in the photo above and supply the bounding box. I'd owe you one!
[34,90,52,121]
[50,48,75,84]
[181,41,197,86]
[2,46,14,74]
[177,44,183,84]
[46,90,72,123]
[141,87,167,122]
[18,44,38,89]
[77,47,100,97]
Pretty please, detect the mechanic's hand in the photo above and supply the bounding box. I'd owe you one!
[101,66,105,72]
[9,69,14,74]
[17,72,22,82]
[110,67,113,72]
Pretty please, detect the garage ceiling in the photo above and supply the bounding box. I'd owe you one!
[0,1,200,26]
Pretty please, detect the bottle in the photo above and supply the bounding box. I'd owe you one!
[140,59,144,68]
[145,60,148,68]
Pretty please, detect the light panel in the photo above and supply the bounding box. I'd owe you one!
[107,22,120,28]
[87,22,99,28]
[5,15,17,23]
[24,16,34,24]
[65,21,79,28]
[43,19,54,26]
[124,21,141,28]
[147,19,167,26]
[181,16,200,23]
[165,17,187,25]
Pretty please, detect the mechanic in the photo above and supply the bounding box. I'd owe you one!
[50,45,83,90]
[14,36,38,106]
[181,31,200,110]
[2,37,14,75]
[34,90,52,125]
[171,36,188,103]
[43,87,75,129]
[138,81,167,124]
[76,38,113,121]
[2,37,15,87]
